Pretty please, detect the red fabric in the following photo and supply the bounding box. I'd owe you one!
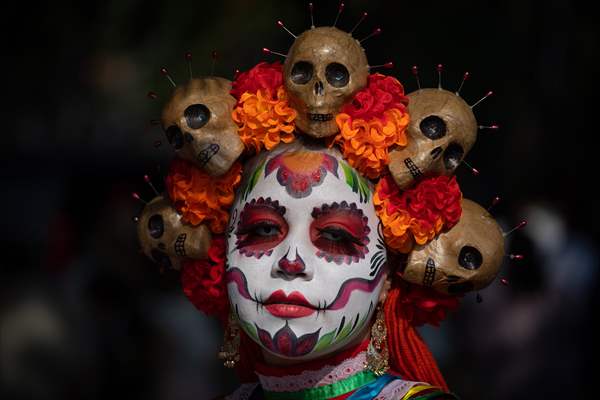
[399,283,460,327]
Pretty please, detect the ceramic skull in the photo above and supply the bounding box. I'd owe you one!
[400,198,504,295]
[388,88,477,190]
[137,195,212,270]
[283,27,369,138]
[161,77,244,177]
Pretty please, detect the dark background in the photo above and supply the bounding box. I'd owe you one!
[2,0,598,399]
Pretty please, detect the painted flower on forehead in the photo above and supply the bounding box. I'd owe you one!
[264,151,339,198]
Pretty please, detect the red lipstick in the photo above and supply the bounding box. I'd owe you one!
[264,290,316,318]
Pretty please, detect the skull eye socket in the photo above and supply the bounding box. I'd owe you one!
[458,246,483,270]
[419,115,447,140]
[184,104,210,129]
[166,126,184,150]
[443,143,464,170]
[291,61,313,84]
[325,62,349,88]
[148,214,164,239]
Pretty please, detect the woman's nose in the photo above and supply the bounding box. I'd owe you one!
[271,248,313,281]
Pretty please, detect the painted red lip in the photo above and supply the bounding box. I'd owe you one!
[264,290,316,318]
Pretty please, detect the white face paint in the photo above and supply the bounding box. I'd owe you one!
[226,143,387,360]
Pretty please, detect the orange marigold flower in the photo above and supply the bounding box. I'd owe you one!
[165,158,242,233]
[333,74,409,179]
[374,175,462,253]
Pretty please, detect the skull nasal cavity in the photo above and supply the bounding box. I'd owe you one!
[148,214,164,239]
[184,104,210,129]
[420,115,447,139]
[166,126,184,149]
[314,81,324,96]
[458,246,483,270]
[291,61,313,84]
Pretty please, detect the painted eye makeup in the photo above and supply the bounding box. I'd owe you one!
[235,197,288,258]
[310,201,370,265]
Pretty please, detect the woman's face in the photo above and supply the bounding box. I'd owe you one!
[226,146,387,360]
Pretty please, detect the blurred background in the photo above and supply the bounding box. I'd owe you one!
[2,0,598,399]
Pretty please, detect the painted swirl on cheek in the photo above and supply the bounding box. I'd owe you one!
[310,201,370,265]
[235,197,288,258]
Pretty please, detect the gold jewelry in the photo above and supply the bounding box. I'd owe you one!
[218,312,240,368]
[365,306,389,376]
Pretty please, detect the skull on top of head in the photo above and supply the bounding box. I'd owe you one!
[284,27,369,138]
[137,195,212,270]
[400,198,505,295]
[162,77,244,177]
[388,88,478,190]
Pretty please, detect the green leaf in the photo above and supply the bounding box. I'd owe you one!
[243,158,266,200]
[239,319,258,341]
[314,329,336,353]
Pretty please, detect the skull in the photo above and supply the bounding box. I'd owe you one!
[284,27,369,138]
[400,198,504,295]
[161,77,244,177]
[388,88,477,190]
[137,195,212,270]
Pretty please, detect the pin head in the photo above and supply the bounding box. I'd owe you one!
[147,91,158,100]
[185,52,192,61]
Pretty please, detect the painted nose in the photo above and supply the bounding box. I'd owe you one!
[314,80,324,96]
[273,248,312,280]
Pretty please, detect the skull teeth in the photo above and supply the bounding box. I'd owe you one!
[308,113,333,122]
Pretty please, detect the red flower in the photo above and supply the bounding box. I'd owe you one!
[231,62,284,100]
[340,73,408,121]
[400,283,460,327]
[181,236,229,319]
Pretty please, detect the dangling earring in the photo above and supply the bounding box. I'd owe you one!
[218,312,240,368]
[365,306,389,376]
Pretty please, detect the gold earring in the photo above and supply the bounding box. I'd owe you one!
[365,306,389,376]
[218,312,240,368]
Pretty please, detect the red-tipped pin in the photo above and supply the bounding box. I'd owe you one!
[456,72,470,96]
[333,2,345,27]
[233,68,240,80]
[150,119,161,126]
[488,196,501,212]
[350,12,368,34]
[160,67,176,88]
[153,140,162,148]
[500,278,509,286]
[437,64,443,89]
[147,91,158,100]
[471,90,494,109]
[262,47,287,58]
[479,124,500,130]
[308,3,315,28]
[509,254,525,261]
[210,50,218,75]
[132,192,148,205]
[360,28,382,43]
[504,220,527,237]
[412,65,421,90]
[370,62,394,70]
[144,174,160,196]
[476,293,483,303]
[462,160,480,176]
[277,20,297,38]
[185,51,193,79]
[132,216,140,223]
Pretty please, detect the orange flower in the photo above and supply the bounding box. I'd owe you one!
[165,159,242,233]
[232,86,297,153]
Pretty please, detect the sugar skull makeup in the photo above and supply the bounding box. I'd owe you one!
[226,143,386,360]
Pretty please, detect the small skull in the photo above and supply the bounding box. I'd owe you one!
[161,77,244,177]
[400,199,505,295]
[388,88,477,190]
[137,195,212,270]
[284,27,369,138]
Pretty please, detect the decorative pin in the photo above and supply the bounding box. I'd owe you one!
[437,64,443,89]
[462,160,480,176]
[132,192,148,205]
[507,254,525,260]
[412,65,421,90]
[150,119,161,126]
[333,2,345,27]
[277,20,297,38]
[500,278,509,286]
[153,140,162,148]
[360,27,382,44]
[479,124,500,130]
[144,174,160,196]
[487,196,501,212]
[233,68,240,80]
[147,91,158,100]
[503,220,527,237]
[160,67,176,88]
[369,62,394,70]
[262,47,287,58]
[308,2,315,29]
[471,90,494,109]
[211,50,218,75]
[456,72,470,96]
[132,216,140,223]
[185,51,193,79]
[350,11,368,34]
[476,293,483,303]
